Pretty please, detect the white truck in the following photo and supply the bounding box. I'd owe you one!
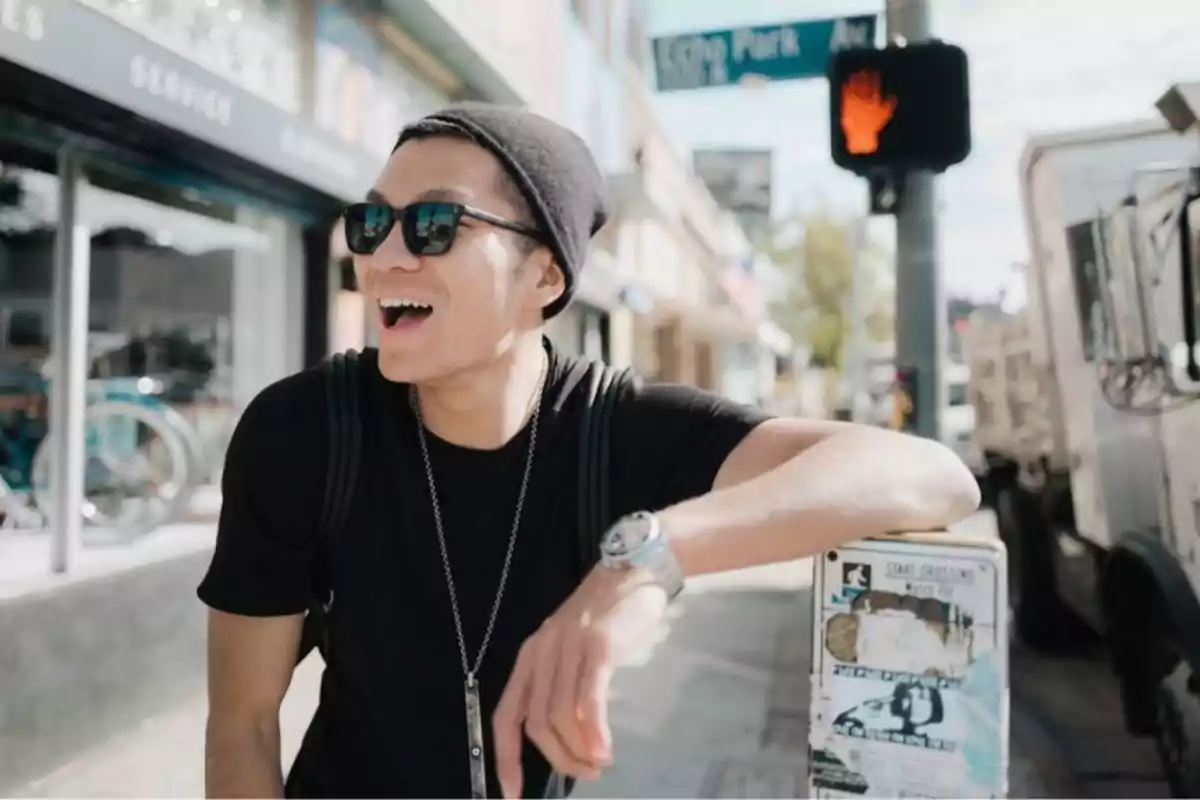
[941,361,983,481]
[965,97,1200,796]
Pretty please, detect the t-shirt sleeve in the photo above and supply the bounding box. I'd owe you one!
[197,370,327,617]
[612,379,771,516]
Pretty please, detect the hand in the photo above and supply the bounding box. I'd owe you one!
[492,565,670,799]
[840,69,898,155]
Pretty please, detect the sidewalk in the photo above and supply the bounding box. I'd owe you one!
[17,561,812,798]
[17,532,1056,798]
[579,562,814,798]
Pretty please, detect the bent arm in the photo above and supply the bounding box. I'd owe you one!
[661,418,982,576]
[205,610,303,799]
[197,371,327,796]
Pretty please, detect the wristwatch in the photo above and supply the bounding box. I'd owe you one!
[599,511,685,600]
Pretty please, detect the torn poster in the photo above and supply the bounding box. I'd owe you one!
[808,533,1009,798]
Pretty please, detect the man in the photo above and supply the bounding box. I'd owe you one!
[199,103,979,799]
[890,378,914,431]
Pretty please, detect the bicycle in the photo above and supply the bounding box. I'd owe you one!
[0,379,197,542]
[78,375,213,517]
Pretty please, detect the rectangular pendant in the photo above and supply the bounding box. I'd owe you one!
[465,677,488,799]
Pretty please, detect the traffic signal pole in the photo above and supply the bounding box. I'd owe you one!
[886,0,944,440]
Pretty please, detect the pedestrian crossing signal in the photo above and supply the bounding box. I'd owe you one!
[829,41,971,174]
[840,69,895,156]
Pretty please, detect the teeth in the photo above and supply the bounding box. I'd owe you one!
[380,298,432,309]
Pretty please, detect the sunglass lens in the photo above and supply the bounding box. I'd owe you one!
[403,202,460,256]
[343,203,394,255]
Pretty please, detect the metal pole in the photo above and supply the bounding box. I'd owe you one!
[48,146,90,574]
[887,0,943,440]
[844,217,869,421]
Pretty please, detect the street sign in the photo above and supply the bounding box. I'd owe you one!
[692,149,773,240]
[652,14,878,93]
[809,533,1009,798]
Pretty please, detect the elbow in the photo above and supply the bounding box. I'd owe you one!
[810,427,982,533]
[943,466,982,523]
[854,427,982,524]
[872,433,980,531]
[918,439,981,527]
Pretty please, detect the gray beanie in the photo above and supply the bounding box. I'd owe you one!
[395,102,610,318]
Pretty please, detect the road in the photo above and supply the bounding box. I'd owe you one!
[1011,640,1169,798]
[13,512,1165,798]
[953,511,1171,798]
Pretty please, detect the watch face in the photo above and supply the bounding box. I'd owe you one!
[604,513,654,558]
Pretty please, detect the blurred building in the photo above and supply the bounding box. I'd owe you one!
[947,295,1001,363]
[539,0,632,364]
[542,0,784,395]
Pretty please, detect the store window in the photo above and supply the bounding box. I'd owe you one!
[331,255,367,353]
[1065,219,1108,363]
[313,0,448,161]
[0,132,302,565]
[0,156,57,528]
[948,382,968,407]
[80,162,301,505]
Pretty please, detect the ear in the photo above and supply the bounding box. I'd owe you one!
[526,252,565,311]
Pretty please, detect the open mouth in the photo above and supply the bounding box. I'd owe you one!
[379,298,434,328]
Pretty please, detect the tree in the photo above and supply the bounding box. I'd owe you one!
[761,210,894,371]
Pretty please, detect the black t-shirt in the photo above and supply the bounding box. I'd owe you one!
[198,341,769,798]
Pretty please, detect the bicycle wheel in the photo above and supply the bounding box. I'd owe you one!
[0,473,45,531]
[149,401,209,517]
[30,399,194,541]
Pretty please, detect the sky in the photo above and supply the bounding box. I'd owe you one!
[641,0,1200,304]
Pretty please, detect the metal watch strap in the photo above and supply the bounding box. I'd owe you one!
[602,511,685,600]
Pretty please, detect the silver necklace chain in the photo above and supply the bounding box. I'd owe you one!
[408,357,546,682]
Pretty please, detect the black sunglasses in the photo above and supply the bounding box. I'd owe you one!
[341,201,541,256]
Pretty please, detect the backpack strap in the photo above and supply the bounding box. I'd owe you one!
[321,350,362,548]
[296,350,362,666]
[576,362,634,568]
[545,362,632,798]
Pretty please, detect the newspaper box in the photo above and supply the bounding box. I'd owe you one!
[808,533,1009,799]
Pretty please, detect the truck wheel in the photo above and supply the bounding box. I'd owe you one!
[977,473,997,510]
[1155,660,1200,797]
[995,485,1091,651]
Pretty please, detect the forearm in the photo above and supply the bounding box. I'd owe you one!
[659,428,980,577]
[205,715,284,799]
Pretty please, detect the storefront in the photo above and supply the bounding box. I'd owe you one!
[547,300,610,361]
[633,314,722,390]
[0,0,384,572]
[544,248,635,363]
